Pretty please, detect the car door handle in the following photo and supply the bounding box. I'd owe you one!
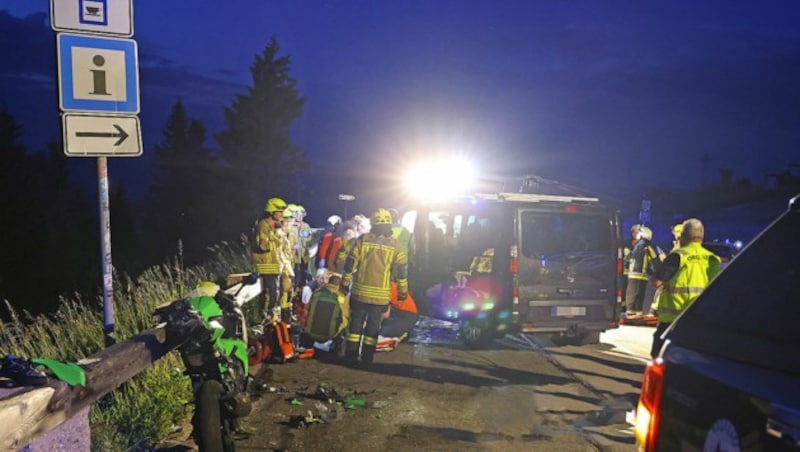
[766,412,800,447]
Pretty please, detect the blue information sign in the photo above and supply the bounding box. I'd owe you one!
[57,33,139,113]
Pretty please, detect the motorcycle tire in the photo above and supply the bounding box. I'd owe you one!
[194,380,236,452]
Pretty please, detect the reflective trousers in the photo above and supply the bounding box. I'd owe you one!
[345,298,389,365]
[258,274,280,312]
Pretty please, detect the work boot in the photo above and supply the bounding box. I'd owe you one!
[281,308,293,323]
[343,342,360,367]
[360,344,376,366]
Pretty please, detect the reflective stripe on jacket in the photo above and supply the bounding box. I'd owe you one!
[657,242,721,323]
[252,217,281,275]
[331,238,354,274]
[627,240,660,281]
[342,233,408,305]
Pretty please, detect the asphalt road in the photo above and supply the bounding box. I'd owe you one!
[159,320,652,451]
[501,324,655,452]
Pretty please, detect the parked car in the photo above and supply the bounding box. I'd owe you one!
[634,194,800,451]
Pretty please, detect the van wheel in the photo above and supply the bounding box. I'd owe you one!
[460,320,492,348]
[550,331,600,346]
[576,331,600,345]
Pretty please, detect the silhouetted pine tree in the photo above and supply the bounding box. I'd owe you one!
[215,36,307,238]
[143,99,217,267]
[110,182,147,277]
[0,106,97,315]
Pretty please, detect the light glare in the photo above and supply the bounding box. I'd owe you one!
[405,157,475,200]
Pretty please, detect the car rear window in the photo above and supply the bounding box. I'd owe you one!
[670,209,800,374]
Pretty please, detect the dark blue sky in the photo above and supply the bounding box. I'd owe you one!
[2,0,800,200]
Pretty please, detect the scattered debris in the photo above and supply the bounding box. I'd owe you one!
[286,410,326,428]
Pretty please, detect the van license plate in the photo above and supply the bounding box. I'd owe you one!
[554,306,586,317]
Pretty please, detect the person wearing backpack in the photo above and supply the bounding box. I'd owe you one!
[304,271,349,345]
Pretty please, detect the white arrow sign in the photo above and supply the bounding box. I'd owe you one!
[63,113,142,157]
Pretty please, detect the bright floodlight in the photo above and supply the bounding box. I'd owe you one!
[405,157,475,200]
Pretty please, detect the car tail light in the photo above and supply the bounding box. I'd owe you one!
[635,358,665,451]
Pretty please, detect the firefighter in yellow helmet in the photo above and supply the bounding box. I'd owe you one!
[341,208,408,367]
[670,222,683,252]
[252,197,287,317]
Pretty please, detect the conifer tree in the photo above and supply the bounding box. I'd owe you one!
[143,99,217,266]
[215,36,307,236]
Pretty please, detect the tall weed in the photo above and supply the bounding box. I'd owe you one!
[0,240,253,451]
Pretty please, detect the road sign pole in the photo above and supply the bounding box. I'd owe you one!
[97,157,115,346]
[52,0,136,347]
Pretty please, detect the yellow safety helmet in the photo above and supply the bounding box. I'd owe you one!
[294,205,307,217]
[283,207,295,219]
[672,223,683,240]
[371,208,392,225]
[264,197,287,213]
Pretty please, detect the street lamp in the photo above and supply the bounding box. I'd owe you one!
[338,193,355,219]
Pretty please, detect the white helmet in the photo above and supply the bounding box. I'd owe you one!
[327,215,342,227]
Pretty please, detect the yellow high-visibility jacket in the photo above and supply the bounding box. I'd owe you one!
[342,233,407,305]
[657,242,720,323]
[252,217,281,275]
[332,237,355,274]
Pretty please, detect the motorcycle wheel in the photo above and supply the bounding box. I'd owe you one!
[194,380,236,452]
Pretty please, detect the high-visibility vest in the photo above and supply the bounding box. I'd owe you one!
[391,225,411,258]
[657,242,721,323]
[469,248,494,274]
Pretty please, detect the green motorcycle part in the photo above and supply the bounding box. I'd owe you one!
[31,358,86,387]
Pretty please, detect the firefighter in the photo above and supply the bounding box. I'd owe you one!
[330,221,359,273]
[278,207,298,322]
[469,248,495,275]
[670,222,683,252]
[650,218,720,358]
[620,224,641,308]
[252,197,288,319]
[624,225,665,318]
[292,204,313,284]
[341,208,408,367]
[316,215,342,270]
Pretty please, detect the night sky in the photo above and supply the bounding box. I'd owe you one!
[2,1,800,204]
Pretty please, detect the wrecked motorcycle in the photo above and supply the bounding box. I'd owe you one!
[154,273,261,452]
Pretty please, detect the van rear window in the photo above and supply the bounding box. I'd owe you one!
[520,211,612,258]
